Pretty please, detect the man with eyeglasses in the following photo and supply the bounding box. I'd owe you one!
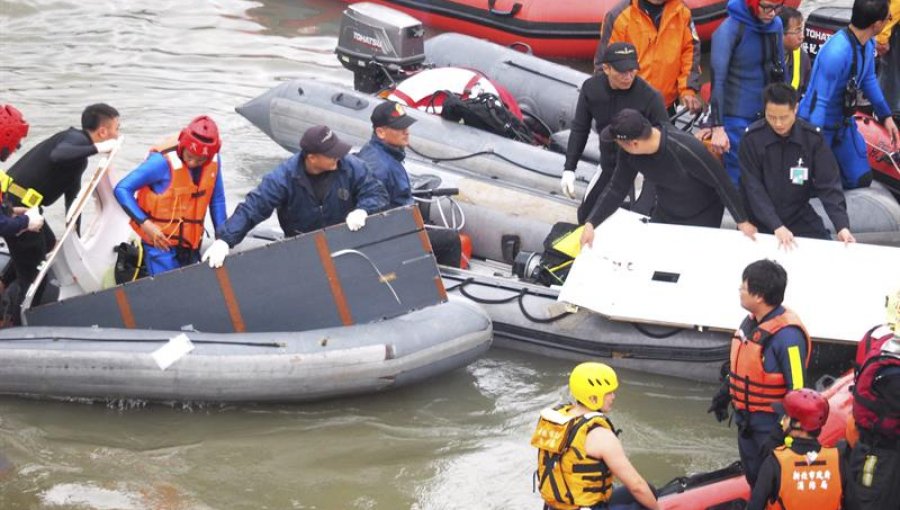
[738,82,855,250]
[709,0,787,188]
[593,0,703,116]
[798,0,900,189]
[779,7,811,94]
[561,42,669,223]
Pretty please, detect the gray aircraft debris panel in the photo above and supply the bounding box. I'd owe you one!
[26,206,446,333]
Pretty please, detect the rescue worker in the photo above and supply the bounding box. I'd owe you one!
[532,362,659,510]
[846,289,900,510]
[713,259,811,486]
[779,7,811,94]
[578,109,757,248]
[709,0,786,187]
[738,82,856,250]
[876,0,900,118]
[0,105,44,239]
[594,0,702,114]
[798,0,900,189]
[1,103,119,322]
[203,125,388,267]
[748,389,849,510]
[114,115,226,276]
[561,42,669,223]
[357,100,462,267]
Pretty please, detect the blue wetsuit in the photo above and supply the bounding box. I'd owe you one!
[710,0,784,186]
[114,152,226,276]
[733,305,809,486]
[798,28,892,189]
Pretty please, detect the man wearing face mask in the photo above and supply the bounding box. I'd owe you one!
[561,42,668,223]
[709,0,787,187]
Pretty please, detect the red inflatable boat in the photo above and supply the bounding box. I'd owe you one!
[340,0,798,59]
[656,371,854,509]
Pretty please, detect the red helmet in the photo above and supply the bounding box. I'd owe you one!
[177,115,220,159]
[0,105,29,161]
[780,389,830,432]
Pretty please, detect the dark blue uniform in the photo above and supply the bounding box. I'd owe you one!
[218,151,387,247]
[738,118,849,239]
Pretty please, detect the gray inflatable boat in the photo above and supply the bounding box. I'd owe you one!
[0,201,493,403]
[0,296,490,403]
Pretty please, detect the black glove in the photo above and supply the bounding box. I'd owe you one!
[708,383,731,423]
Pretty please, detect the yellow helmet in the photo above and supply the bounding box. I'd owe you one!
[569,362,619,411]
[887,289,900,333]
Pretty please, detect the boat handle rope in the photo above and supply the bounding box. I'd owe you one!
[0,335,285,348]
[406,144,564,179]
[446,277,571,324]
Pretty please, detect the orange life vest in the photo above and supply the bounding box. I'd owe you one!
[130,147,218,250]
[766,445,842,510]
[729,309,812,413]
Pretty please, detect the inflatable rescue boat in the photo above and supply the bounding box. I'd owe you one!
[336,0,796,59]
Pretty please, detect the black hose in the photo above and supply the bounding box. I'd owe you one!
[517,292,571,324]
[448,278,571,323]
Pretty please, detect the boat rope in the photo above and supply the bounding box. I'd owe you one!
[656,461,743,497]
[406,144,562,179]
[447,277,572,323]
[0,336,286,348]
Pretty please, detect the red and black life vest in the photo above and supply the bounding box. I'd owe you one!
[852,324,900,439]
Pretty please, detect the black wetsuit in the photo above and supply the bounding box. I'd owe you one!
[565,74,668,223]
[585,125,748,227]
[738,118,849,239]
[2,128,99,320]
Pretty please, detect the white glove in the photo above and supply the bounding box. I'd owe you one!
[24,208,44,232]
[345,209,368,231]
[201,239,230,268]
[94,138,118,154]
[560,170,576,199]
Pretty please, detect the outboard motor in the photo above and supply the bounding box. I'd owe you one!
[336,2,426,94]
[803,7,849,60]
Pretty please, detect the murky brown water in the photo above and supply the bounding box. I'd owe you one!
[0,0,835,508]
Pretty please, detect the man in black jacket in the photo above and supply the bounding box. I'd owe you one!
[2,103,119,320]
[580,108,757,247]
[561,42,668,224]
[739,83,855,250]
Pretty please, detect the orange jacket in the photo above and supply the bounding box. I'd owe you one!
[131,148,219,250]
[729,309,811,414]
[595,0,701,108]
[767,445,842,510]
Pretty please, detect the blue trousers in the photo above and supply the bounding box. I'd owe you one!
[823,120,872,189]
[723,116,754,188]
[142,243,200,276]
[735,411,780,487]
[543,487,654,510]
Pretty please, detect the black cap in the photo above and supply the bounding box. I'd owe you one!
[299,125,351,158]
[599,109,652,142]
[601,42,640,72]
[371,100,417,129]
